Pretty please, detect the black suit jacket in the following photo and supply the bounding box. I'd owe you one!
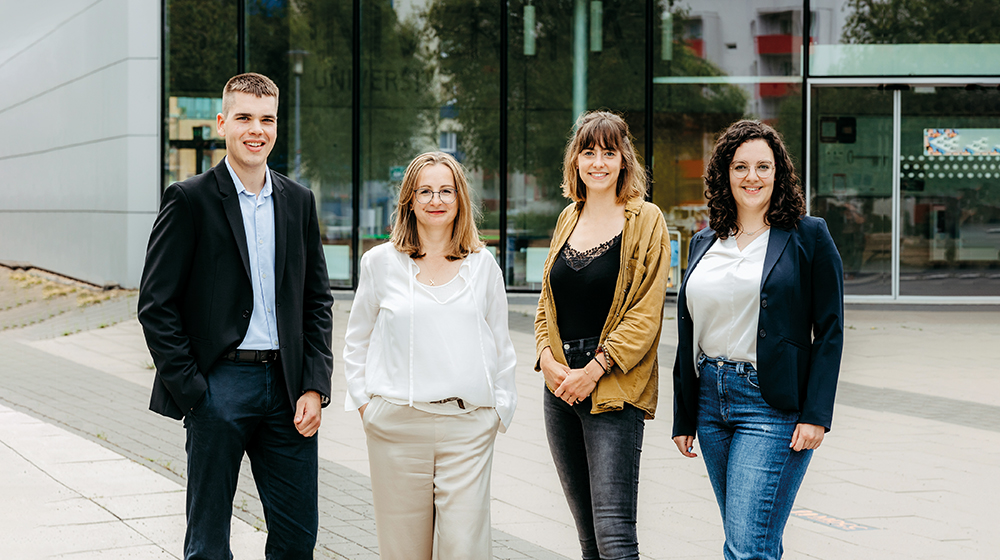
[138,162,334,420]
[672,216,844,437]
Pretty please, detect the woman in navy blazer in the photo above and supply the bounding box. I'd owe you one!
[672,120,844,560]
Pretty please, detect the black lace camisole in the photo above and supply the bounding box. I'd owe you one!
[549,232,622,342]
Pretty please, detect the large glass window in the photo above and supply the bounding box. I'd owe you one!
[163,0,237,187]
[245,0,355,287]
[654,1,803,283]
[506,0,648,288]
[899,87,1000,296]
[356,1,502,265]
[811,0,1000,76]
[810,87,893,296]
[160,0,1000,300]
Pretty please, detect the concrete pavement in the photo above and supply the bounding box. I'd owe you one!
[1,266,998,559]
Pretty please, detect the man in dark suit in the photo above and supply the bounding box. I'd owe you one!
[138,73,334,560]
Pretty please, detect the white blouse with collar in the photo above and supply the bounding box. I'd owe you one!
[685,230,770,370]
[342,242,517,430]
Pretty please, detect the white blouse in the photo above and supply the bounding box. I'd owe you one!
[685,230,770,371]
[342,243,518,431]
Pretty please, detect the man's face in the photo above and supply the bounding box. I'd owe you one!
[216,91,278,174]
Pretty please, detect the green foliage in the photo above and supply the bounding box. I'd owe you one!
[167,0,237,97]
[168,0,436,187]
[842,0,1000,44]
[426,0,650,197]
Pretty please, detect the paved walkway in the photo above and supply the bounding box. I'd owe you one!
[1,267,998,559]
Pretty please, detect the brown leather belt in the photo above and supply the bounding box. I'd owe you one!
[429,397,466,409]
[224,349,279,363]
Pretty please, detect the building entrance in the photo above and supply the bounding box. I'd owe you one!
[811,84,1000,301]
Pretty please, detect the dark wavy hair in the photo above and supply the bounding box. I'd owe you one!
[704,120,805,239]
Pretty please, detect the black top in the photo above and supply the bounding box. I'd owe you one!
[550,232,622,342]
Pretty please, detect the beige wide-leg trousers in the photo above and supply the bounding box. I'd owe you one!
[363,396,500,560]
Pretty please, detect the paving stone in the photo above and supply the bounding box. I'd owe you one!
[3,273,999,559]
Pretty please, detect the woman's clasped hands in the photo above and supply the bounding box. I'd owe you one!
[540,346,601,406]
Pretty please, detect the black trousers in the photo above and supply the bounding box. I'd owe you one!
[182,360,318,560]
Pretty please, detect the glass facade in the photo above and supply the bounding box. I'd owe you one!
[162,0,1000,300]
[810,87,893,295]
[506,1,648,288]
[898,88,1000,297]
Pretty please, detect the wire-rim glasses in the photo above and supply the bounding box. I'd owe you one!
[414,187,457,204]
[730,161,775,179]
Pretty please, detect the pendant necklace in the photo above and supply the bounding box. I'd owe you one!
[738,223,767,237]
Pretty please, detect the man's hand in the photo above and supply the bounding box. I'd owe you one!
[294,391,323,437]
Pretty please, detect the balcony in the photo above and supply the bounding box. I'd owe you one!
[758,82,790,98]
[755,34,801,55]
[685,38,704,58]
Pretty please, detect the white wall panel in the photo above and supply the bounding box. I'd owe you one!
[0,0,160,288]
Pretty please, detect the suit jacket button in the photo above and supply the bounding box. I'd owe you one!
[761,299,768,308]
[242,310,251,319]
[759,329,766,338]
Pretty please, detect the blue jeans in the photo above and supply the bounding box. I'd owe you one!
[183,360,318,560]
[544,337,645,560]
[697,355,812,560]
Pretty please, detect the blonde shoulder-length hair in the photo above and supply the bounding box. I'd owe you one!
[560,111,648,204]
[390,151,484,260]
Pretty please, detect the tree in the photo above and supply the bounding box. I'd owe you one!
[842,0,1000,44]
[167,0,238,98]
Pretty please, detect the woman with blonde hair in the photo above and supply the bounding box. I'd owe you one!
[343,151,517,559]
[535,111,671,559]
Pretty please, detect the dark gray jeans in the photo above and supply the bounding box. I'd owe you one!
[544,337,645,560]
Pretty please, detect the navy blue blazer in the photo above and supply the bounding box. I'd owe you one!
[672,216,844,437]
[139,162,334,420]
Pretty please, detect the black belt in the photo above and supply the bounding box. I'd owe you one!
[224,349,279,363]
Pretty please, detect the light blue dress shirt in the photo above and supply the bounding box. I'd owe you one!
[225,156,280,350]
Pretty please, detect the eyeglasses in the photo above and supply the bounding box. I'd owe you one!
[730,161,775,179]
[414,187,457,204]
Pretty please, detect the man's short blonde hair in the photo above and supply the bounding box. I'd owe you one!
[222,73,279,117]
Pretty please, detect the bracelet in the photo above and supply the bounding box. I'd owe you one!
[596,345,614,370]
[587,359,606,381]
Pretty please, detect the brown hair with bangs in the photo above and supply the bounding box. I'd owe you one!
[704,120,805,239]
[222,73,280,117]
[390,152,485,260]
[560,111,648,204]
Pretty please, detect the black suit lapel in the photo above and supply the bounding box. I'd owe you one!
[272,170,288,293]
[214,164,252,281]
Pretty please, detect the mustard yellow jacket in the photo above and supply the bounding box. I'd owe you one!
[534,198,671,418]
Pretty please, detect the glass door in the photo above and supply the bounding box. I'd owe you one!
[899,87,1000,297]
[810,87,894,296]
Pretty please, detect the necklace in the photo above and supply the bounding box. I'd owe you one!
[737,223,767,237]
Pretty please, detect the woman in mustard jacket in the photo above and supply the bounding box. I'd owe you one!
[534,111,670,560]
